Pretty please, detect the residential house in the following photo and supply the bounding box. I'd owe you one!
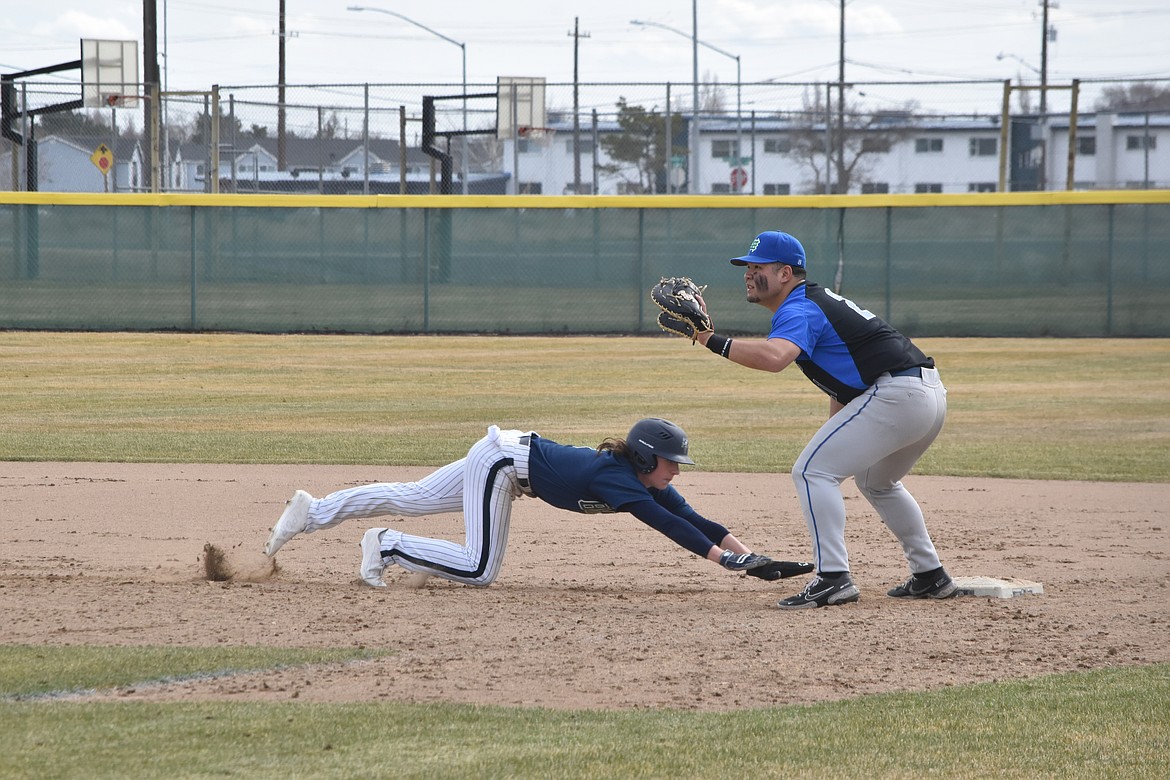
[29,135,142,192]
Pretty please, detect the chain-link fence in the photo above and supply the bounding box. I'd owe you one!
[5,78,1168,196]
[1,195,1167,336]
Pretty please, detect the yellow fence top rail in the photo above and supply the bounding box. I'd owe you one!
[2,190,1169,209]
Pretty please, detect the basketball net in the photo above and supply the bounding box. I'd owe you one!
[518,125,556,146]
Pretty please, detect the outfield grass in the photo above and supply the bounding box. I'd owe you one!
[1,332,1168,480]
[2,654,1167,779]
[0,646,391,700]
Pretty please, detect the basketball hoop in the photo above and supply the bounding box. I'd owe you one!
[496,77,547,141]
[518,125,556,145]
[104,94,137,108]
[82,39,139,109]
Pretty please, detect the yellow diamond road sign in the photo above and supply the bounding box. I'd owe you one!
[90,144,114,175]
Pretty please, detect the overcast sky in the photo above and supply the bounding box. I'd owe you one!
[4,1,1168,97]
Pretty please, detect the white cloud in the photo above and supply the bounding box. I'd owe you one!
[38,10,136,42]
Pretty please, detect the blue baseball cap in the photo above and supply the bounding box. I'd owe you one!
[730,231,807,268]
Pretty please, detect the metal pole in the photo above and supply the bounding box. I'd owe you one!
[837,0,845,194]
[1143,111,1151,189]
[399,105,406,194]
[162,0,170,190]
[1039,0,1050,191]
[735,54,742,193]
[750,109,756,195]
[210,85,220,194]
[228,94,237,191]
[998,80,1011,192]
[511,90,519,195]
[151,83,161,192]
[363,83,370,195]
[1066,79,1079,190]
[592,108,599,195]
[665,83,672,194]
[460,43,468,194]
[19,84,28,191]
[278,0,287,172]
[824,82,832,194]
[692,0,699,193]
[1040,0,1049,115]
[571,17,584,193]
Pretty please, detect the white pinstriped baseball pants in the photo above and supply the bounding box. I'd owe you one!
[301,425,533,586]
[792,368,948,576]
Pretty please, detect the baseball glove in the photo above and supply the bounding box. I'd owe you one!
[651,276,712,343]
[745,560,816,581]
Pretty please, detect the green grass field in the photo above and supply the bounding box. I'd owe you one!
[2,331,1168,779]
[2,658,1165,779]
[2,332,1168,479]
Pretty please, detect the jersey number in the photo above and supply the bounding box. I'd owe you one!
[824,288,876,320]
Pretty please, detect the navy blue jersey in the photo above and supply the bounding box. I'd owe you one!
[525,435,729,558]
[769,281,932,403]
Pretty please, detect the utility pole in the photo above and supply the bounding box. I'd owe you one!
[836,0,846,194]
[568,17,590,194]
[143,0,160,191]
[1039,0,1050,115]
[691,0,699,193]
[278,0,287,172]
[1039,0,1057,191]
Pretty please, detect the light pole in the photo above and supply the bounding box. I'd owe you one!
[997,51,1041,76]
[631,19,742,193]
[348,5,468,194]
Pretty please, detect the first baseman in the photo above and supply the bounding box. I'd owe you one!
[678,230,957,609]
[264,418,812,588]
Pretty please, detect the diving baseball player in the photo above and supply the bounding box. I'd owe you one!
[658,230,957,609]
[264,418,813,588]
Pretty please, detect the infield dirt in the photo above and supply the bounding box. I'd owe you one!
[2,463,1167,711]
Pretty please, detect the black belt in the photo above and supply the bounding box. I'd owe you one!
[889,366,923,378]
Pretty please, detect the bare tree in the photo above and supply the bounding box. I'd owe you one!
[785,87,920,194]
[699,72,726,113]
[1094,82,1170,112]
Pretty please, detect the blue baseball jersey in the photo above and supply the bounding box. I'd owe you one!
[769,281,932,403]
[525,435,729,558]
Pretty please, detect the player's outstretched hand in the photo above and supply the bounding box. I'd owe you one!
[718,551,773,571]
[744,560,816,581]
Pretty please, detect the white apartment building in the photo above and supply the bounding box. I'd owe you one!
[503,111,1168,196]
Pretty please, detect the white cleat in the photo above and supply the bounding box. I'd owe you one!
[264,490,313,557]
[360,527,390,588]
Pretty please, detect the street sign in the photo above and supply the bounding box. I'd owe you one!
[90,144,114,175]
[730,167,748,189]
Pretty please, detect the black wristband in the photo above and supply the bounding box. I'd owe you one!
[706,333,733,358]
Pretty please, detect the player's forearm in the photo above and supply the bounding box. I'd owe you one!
[698,332,794,373]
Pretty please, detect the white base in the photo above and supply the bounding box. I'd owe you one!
[952,576,1044,598]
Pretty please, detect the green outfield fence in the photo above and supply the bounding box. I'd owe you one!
[1,191,1167,336]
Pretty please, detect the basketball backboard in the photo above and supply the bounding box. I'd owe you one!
[82,39,139,108]
[496,76,546,139]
